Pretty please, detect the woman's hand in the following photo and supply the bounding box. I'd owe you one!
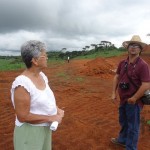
[57,107,64,118]
[49,114,62,124]
[48,107,64,124]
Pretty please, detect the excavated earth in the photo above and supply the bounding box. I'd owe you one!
[1,52,150,150]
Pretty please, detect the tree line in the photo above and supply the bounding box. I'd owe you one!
[0,40,126,60]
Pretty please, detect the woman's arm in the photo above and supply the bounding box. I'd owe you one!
[14,86,62,124]
[57,107,64,118]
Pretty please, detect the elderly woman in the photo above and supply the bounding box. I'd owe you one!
[11,40,64,150]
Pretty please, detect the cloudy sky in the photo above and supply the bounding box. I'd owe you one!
[0,0,150,55]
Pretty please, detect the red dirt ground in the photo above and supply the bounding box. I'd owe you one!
[1,53,150,150]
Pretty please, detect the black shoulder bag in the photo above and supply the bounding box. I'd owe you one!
[126,63,150,105]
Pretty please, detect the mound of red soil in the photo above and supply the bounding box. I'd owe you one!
[83,58,115,78]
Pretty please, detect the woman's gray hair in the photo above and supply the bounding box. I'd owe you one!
[21,40,46,68]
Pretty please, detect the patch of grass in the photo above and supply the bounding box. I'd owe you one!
[56,72,66,77]
[48,59,65,64]
[56,72,70,80]
[0,58,25,71]
[0,58,65,71]
[0,50,125,71]
[74,49,125,59]
[147,120,150,125]
[48,59,65,67]
[75,77,84,82]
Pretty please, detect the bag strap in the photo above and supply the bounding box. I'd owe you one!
[124,57,140,88]
[125,62,139,90]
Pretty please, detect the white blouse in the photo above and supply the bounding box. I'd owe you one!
[11,72,57,127]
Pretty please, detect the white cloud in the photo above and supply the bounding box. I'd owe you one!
[0,30,45,49]
[0,0,150,55]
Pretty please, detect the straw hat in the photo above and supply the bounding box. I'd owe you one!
[122,35,147,49]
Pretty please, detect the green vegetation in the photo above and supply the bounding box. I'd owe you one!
[48,59,65,66]
[56,72,70,80]
[58,47,126,60]
[0,47,125,71]
[74,49,125,59]
[147,120,150,125]
[0,58,25,71]
[75,77,84,82]
[56,72,66,77]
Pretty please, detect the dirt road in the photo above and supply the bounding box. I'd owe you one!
[0,54,150,150]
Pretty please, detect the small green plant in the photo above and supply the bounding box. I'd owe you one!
[76,77,84,82]
[147,120,150,125]
[56,72,70,80]
[56,72,66,77]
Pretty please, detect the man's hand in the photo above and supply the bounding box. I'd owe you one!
[111,92,118,104]
[128,97,137,104]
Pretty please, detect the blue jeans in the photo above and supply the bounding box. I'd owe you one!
[117,103,141,150]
